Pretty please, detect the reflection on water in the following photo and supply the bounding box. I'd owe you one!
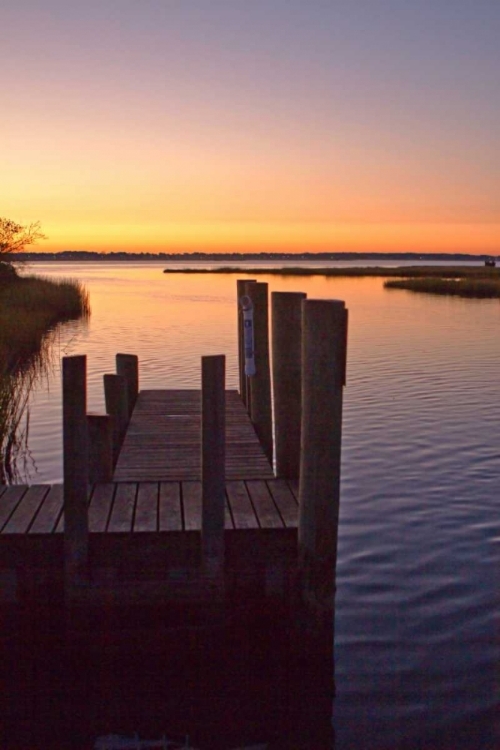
[0,320,89,484]
[11,261,500,747]
[0,369,33,484]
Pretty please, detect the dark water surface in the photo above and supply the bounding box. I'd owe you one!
[13,261,500,747]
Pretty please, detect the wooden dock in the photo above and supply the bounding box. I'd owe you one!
[0,386,296,608]
[0,286,347,748]
[114,389,274,481]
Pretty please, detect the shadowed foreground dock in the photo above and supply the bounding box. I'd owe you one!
[0,286,347,748]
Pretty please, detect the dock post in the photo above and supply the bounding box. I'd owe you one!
[237,280,248,406]
[63,355,89,588]
[298,299,348,629]
[241,279,257,411]
[271,291,306,480]
[245,282,273,466]
[87,413,113,482]
[116,353,139,418]
[104,373,128,465]
[201,355,226,584]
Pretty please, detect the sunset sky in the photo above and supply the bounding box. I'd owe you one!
[3,0,499,254]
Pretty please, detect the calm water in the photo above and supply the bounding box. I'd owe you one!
[16,261,500,746]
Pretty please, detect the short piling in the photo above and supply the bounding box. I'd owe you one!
[201,355,226,583]
[298,299,348,628]
[271,291,306,480]
[245,281,273,465]
[103,373,129,465]
[116,353,139,418]
[63,355,89,588]
[87,414,113,482]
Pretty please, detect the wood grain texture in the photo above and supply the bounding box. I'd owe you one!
[0,486,27,531]
[88,483,115,532]
[2,485,48,534]
[113,389,273,481]
[29,484,64,534]
[108,483,136,533]
[1,480,299,536]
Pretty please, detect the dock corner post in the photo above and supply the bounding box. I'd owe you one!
[103,373,129,466]
[116,353,139,418]
[245,281,273,466]
[201,354,226,588]
[298,299,348,635]
[63,355,89,590]
[271,291,306,480]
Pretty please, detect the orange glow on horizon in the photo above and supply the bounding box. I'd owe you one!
[23,220,500,255]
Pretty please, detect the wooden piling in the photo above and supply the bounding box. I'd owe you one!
[238,279,257,410]
[298,299,348,628]
[201,355,226,581]
[63,355,89,587]
[103,373,128,465]
[116,353,139,418]
[271,291,306,480]
[245,282,273,465]
[237,280,248,406]
[87,414,113,483]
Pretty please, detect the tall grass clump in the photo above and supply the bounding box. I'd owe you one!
[0,274,90,482]
[384,277,500,298]
[0,275,90,374]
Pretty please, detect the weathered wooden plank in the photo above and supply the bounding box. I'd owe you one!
[159,482,182,532]
[246,481,284,529]
[114,389,273,482]
[2,485,49,534]
[266,480,299,528]
[0,486,27,532]
[182,482,202,531]
[107,483,137,533]
[225,498,234,530]
[226,481,259,530]
[29,484,64,534]
[134,482,158,532]
[88,483,115,533]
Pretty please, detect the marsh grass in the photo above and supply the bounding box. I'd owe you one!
[0,274,90,482]
[0,275,90,374]
[163,264,500,279]
[384,277,500,298]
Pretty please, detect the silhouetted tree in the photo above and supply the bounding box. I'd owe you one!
[0,217,46,279]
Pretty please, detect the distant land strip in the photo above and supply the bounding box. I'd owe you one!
[163,265,500,279]
[162,265,500,298]
[12,251,499,263]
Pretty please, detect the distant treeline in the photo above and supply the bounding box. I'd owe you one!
[10,250,499,262]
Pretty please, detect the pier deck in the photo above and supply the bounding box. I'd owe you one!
[0,478,298,537]
[0,388,299,608]
[113,389,274,481]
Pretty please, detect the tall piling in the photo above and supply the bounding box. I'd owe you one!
[237,279,255,407]
[271,291,306,480]
[201,355,226,584]
[62,355,89,588]
[298,299,348,629]
[245,281,273,465]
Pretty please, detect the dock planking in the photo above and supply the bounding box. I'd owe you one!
[113,389,274,481]
[0,479,298,537]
